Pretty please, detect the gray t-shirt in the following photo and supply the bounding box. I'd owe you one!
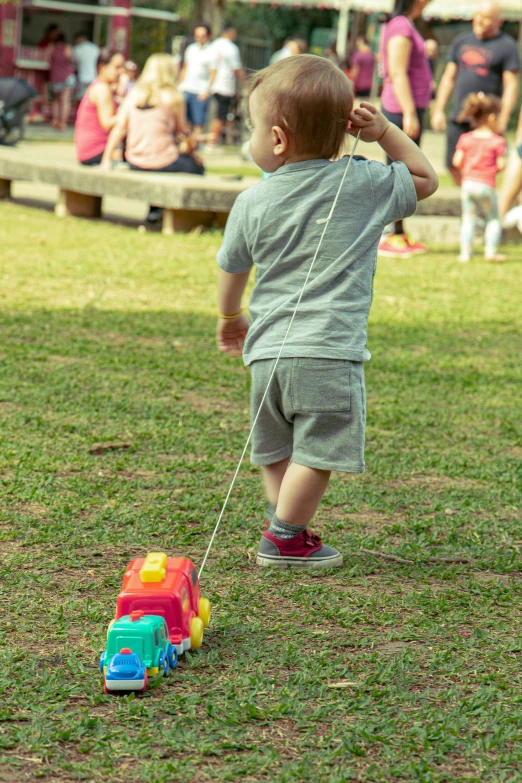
[217,157,416,366]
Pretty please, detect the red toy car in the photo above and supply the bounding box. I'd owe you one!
[114,553,211,655]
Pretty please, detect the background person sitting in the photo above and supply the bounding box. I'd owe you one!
[117,60,139,100]
[100,53,204,223]
[74,50,124,166]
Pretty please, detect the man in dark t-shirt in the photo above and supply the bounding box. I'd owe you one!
[431,0,519,184]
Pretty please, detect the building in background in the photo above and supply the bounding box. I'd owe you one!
[0,0,179,82]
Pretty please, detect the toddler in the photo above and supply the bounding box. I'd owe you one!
[216,55,438,568]
[453,92,506,263]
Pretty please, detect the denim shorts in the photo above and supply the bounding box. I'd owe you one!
[184,92,210,126]
[51,74,76,93]
[250,358,366,473]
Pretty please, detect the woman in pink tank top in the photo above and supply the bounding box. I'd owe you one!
[46,33,75,131]
[101,53,204,222]
[75,51,124,166]
[378,0,432,258]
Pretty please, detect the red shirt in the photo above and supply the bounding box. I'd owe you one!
[456,131,506,189]
[74,80,116,163]
[351,50,376,93]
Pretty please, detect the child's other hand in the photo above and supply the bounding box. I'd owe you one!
[216,314,250,357]
[348,102,389,143]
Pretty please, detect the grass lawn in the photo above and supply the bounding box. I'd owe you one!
[0,203,520,783]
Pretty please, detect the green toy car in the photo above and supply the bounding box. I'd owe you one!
[100,610,178,693]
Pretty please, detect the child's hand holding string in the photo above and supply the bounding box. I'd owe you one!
[348,102,390,144]
[349,102,438,201]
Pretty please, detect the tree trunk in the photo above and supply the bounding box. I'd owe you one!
[198,0,226,36]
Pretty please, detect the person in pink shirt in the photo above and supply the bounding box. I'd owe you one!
[351,35,376,98]
[101,53,204,223]
[46,33,75,131]
[453,92,506,263]
[74,50,124,166]
[378,0,433,258]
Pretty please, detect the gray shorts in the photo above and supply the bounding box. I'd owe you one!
[250,358,366,473]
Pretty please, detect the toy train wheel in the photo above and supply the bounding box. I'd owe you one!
[167,645,178,669]
[190,616,204,649]
[158,651,169,676]
[198,597,211,628]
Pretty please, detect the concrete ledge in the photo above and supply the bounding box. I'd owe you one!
[0,147,464,235]
[416,188,461,217]
[0,148,257,211]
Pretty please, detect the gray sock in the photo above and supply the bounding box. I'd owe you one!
[268,513,305,539]
[264,502,276,522]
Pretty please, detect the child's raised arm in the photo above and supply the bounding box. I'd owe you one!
[349,102,438,201]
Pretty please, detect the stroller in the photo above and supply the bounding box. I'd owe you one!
[0,77,38,145]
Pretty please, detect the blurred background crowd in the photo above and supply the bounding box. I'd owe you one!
[2,0,522,257]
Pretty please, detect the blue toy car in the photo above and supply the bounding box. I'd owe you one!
[100,612,178,693]
[104,648,147,692]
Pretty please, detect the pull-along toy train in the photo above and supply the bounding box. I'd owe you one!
[100,552,211,693]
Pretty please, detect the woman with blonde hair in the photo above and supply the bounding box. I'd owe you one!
[101,53,204,220]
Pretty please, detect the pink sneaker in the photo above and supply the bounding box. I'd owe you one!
[256,530,343,568]
[378,234,413,258]
[403,234,428,254]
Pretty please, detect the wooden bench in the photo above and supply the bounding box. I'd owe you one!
[0,149,258,234]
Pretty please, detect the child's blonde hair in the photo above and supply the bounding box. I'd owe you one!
[132,53,178,108]
[249,54,354,160]
[457,92,501,126]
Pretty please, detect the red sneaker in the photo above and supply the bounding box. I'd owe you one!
[378,234,413,258]
[256,530,343,568]
[403,234,428,254]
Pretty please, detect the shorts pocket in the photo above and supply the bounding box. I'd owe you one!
[292,359,351,413]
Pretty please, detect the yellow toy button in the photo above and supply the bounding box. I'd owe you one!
[139,552,167,583]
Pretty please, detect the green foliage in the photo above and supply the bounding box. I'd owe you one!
[130,17,169,67]
[0,204,521,782]
[224,4,336,48]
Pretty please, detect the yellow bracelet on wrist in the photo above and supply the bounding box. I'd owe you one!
[219,309,244,320]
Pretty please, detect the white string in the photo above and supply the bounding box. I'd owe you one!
[198,132,361,579]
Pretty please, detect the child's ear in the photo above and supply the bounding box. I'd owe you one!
[272,125,289,157]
